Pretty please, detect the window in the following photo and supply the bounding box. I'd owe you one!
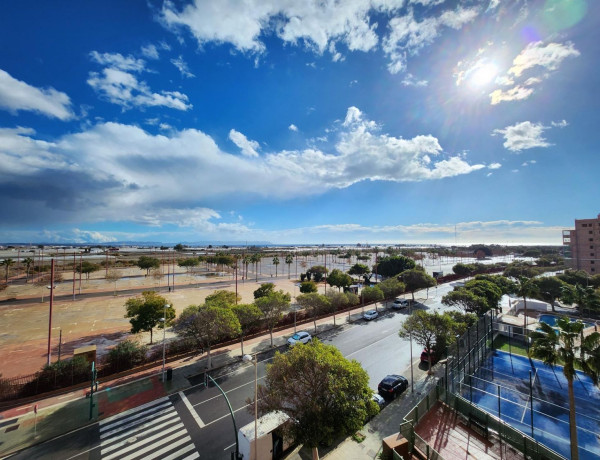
[590,231,594,234]
[591,261,595,264]
[591,253,595,257]
[590,238,594,242]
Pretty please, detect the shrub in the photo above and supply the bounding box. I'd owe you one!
[104,339,148,373]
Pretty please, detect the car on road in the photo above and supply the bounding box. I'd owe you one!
[363,309,379,321]
[287,331,312,346]
[377,374,408,399]
[372,393,386,408]
[420,348,439,365]
[391,297,409,309]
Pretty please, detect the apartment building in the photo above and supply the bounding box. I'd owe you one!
[563,213,600,274]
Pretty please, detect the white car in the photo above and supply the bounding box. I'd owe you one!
[363,310,379,321]
[391,298,409,309]
[372,393,386,408]
[287,331,312,346]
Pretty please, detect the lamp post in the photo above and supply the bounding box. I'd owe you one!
[409,330,414,393]
[206,373,242,460]
[243,354,259,460]
[161,304,168,382]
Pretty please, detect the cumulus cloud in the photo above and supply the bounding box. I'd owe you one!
[87,51,192,110]
[509,41,580,77]
[229,129,260,157]
[0,69,74,120]
[492,121,551,152]
[0,107,485,229]
[288,124,298,132]
[489,86,534,105]
[488,163,501,169]
[401,73,428,87]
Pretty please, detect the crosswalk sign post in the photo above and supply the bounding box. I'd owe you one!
[89,361,98,420]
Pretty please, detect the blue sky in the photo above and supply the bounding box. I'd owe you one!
[0,0,597,245]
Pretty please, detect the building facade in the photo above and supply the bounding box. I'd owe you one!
[563,213,600,274]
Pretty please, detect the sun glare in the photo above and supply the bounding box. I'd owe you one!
[470,63,498,87]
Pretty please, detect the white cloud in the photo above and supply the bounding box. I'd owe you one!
[229,129,260,157]
[288,124,298,132]
[0,69,74,120]
[551,120,568,128]
[171,56,195,78]
[489,86,534,105]
[402,73,428,87]
[87,52,192,111]
[488,163,501,169]
[492,121,552,152]
[0,107,485,228]
[509,41,580,77]
[141,44,160,59]
[89,51,146,72]
[383,7,479,74]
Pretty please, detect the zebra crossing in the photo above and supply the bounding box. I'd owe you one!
[99,396,199,460]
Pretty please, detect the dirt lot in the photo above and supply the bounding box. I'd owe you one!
[0,267,301,378]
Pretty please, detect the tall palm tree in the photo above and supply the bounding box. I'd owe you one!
[272,256,279,277]
[561,283,600,318]
[23,257,34,283]
[515,276,539,340]
[250,253,261,282]
[530,317,600,460]
[1,258,15,283]
[285,254,294,279]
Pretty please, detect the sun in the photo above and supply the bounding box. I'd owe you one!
[470,63,498,87]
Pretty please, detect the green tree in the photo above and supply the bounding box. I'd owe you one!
[0,258,14,283]
[232,303,263,356]
[533,276,568,312]
[178,257,200,272]
[76,261,100,280]
[474,274,517,295]
[256,340,378,460]
[105,339,148,372]
[514,276,540,333]
[452,263,475,278]
[558,270,590,287]
[174,243,185,251]
[136,256,160,275]
[529,318,600,460]
[106,269,121,296]
[463,279,503,312]
[561,284,600,318]
[124,291,175,344]
[361,285,384,304]
[348,263,369,278]
[23,257,34,283]
[325,291,356,326]
[285,253,294,279]
[398,268,437,302]
[173,304,241,368]
[399,310,451,373]
[254,282,275,299]
[299,280,318,294]
[296,292,330,332]
[442,289,489,315]
[205,289,240,308]
[251,253,262,282]
[307,265,328,282]
[326,268,352,292]
[378,278,405,300]
[503,262,540,279]
[273,256,280,276]
[255,290,291,347]
[375,255,416,278]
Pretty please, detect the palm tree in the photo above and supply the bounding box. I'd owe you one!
[243,255,251,279]
[561,283,600,318]
[250,253,261,282]
[285,254,294,279]
[529,317,600,460]
[272,256,279,277]
[23,257,34,283]
[515,276,539,341]
[1,258,15,283]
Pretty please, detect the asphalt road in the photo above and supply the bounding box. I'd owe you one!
[7,282,461,460]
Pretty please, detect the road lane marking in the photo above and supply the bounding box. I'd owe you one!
[179,390,205,428]
[192,375,266,407]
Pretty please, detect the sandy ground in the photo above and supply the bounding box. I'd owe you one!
[0,267,305,378]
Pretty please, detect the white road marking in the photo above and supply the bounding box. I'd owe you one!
[179,390,205,428]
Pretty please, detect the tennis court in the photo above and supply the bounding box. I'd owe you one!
[458,350,600,459]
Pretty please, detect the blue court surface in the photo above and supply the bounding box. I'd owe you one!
[459,350,600,459]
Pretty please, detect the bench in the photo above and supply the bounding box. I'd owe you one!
[468,413,488,438]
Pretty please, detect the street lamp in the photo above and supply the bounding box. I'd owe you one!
[243,354,259,460]
[161,304,168,382]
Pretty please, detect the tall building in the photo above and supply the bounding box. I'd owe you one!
[563,213,600,274]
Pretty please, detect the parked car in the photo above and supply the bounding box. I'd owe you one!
[372,393,386,409]
[287,331,312,347]
[363,309,379,321]
[420,348,439,365]
[377,375,409,399]
[391,297,409,309]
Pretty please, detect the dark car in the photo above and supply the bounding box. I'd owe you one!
[420,348,439,365]
[377,374,408,399]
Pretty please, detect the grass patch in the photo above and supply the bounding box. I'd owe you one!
[351,432,366,443]
[490,335,528,357]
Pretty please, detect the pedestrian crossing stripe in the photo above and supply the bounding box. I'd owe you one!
[99,397,199,460]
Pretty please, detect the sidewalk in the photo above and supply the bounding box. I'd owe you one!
[0,300,407,458]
